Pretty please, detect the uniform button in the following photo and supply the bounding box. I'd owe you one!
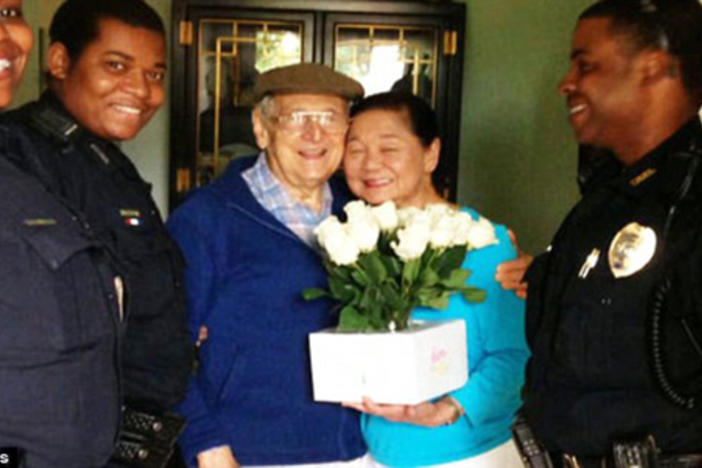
[137,448,149,460]
[83,221,91,230]
[71,215,78,222]
[152,421,163,432]
[50,260,59,269]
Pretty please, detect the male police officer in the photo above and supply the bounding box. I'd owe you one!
[1,0,192,465]
[521,0,702,466]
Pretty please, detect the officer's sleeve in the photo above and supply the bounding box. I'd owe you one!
[166,206,231,466]
[449,224,530,426]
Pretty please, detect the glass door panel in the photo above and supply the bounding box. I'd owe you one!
[196,19,304,186]
[334,24,438,106]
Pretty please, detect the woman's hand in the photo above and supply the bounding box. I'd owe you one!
[196,445,240,468]
[495,229,533,299]
[343,397,462,427]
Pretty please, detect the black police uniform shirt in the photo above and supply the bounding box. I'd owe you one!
[0,152,121,467]
[4,91,192,410]
[523,118,702,456]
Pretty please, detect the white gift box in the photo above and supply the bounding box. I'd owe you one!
[308,319,468,405]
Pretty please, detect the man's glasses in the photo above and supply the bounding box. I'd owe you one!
[270,110,349,134]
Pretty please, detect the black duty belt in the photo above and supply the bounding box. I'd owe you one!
[110,405,186,468]
[557,452,702,468]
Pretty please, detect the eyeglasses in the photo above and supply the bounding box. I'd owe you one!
[270,110,349,134]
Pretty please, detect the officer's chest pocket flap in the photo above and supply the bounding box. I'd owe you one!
[21,222,93,270]
[11,223,113,353]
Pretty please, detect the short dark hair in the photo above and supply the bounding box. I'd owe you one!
[580,0,702,101]
[350,92,439,147]
[50,0,165,61]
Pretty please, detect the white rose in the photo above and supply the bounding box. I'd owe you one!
[396,206,429,228]
[345,216,380,252]
[343,200,372,223]
[465,216,498,249]
[370,201,399,231]
[425,203,452,225]
[391,220,431,260]
[450,211,474,246]
[315,216,361,265]
[325,231,361,265]
[429,213,456,248]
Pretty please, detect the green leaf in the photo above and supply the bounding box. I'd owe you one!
[358,251,387,283]
[328,276,358,302]
[441,268,471,289]
[419,268,440,288]
[337,305,371,332]
[462,287,487,303]
[422,290,451,310]
[379,254,402,277]
[434,246,467,276]
[381,282,407,312]
[351,268,370,286]
[302,287,328,301]
[402,258,421,287]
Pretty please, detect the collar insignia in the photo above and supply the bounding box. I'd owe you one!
[629,168,657,187]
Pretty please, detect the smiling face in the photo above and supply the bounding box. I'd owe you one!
[49,17,166,141]
[558,17,647,153]
[344,108,439,208]
[0,0,33,109]
[253,93,349,201]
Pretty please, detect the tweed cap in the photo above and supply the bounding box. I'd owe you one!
[253,63,364,102]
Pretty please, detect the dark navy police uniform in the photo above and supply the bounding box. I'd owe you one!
[0,152,121,467]
[1,92,192,466]
[523,118,702,459]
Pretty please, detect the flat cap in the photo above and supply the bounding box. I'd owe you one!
[253,63,364,102]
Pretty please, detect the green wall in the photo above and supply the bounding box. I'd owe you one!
[15,0,593,249]
[457,0,593,253]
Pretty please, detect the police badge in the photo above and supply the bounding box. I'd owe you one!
[608,222,657,278]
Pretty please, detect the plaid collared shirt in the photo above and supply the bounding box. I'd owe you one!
[242,153,332,247]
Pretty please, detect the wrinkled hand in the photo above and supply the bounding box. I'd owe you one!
[495,229,533,299]
[197,445,239,468]
[342,397,457,427]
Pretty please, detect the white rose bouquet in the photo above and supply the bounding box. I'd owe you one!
[303,200,498,332]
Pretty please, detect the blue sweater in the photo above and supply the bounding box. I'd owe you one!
[167,156,365,466]
[362,208,529,467]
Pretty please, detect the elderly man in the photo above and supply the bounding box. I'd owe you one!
[168,63,366,467]
[516,0,702,466]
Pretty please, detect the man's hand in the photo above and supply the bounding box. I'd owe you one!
[495,229,533,299]
[343,397,461,427]
[197,446,240,468]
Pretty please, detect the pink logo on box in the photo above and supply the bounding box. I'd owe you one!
[431,347,449,375]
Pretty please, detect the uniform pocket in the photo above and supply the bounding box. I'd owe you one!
[0,223,114,353]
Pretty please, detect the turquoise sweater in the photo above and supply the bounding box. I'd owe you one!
[361,207,529,467]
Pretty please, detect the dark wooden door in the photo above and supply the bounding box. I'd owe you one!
[170,0,464,208]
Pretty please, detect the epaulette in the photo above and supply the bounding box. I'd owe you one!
[25,102,81,145]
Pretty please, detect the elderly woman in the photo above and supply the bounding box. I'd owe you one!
[342,92,528,468]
